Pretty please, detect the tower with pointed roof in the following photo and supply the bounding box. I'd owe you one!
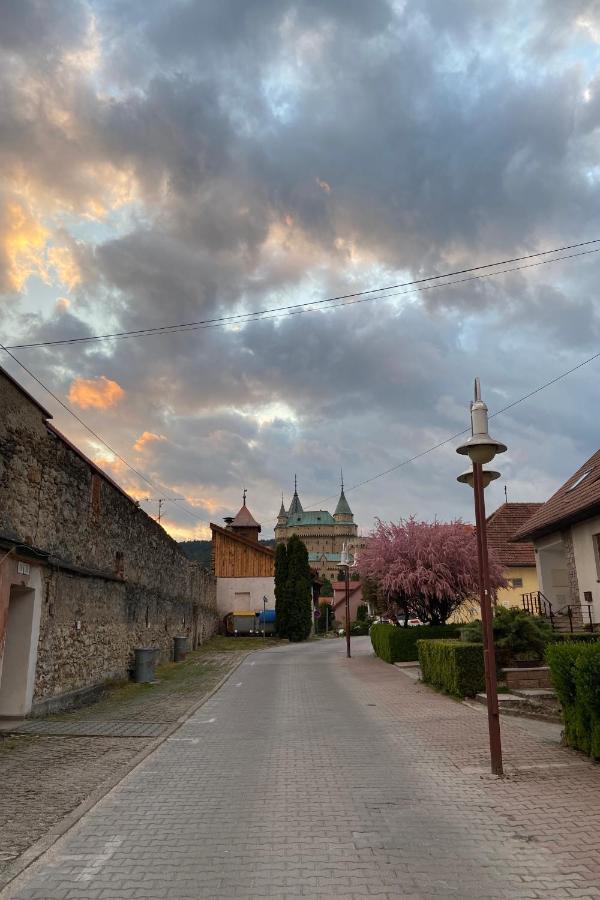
[226,489,261,543]
[274,474,365,580]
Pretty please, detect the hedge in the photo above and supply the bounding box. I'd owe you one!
[546,641,600,758]
[548,632,600,644]
[417,640,485,698]
[370,623,461,663]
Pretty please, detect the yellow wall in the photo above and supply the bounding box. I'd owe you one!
[496,566,539,609]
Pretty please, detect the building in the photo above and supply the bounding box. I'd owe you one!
[0,366,217,718]
[330,580,366,624]
[514,449,600,629]
[485,502,541,608]
[274,476,365,580]
[210,495,275,624]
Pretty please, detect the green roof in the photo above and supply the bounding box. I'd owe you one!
[286,510,336,526]
[308,551,341,562]
[334,488,353,517]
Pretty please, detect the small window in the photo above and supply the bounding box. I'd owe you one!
[593,534,600,579]
[567,469,593,492]
[509,577,523,589]
[90,473,102,520]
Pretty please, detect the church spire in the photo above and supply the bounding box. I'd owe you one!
[288,474,303,516]
[334,471,353,521]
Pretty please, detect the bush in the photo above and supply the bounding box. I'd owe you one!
[549,632,600,644]
[547,641,600,757]
[370,623,461,664]
[462,606,553,663]
[350,619,370,636]
[418,640,485,698]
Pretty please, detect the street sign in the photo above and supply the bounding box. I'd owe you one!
[313,609,321,619]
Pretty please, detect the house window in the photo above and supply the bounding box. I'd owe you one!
[90,473,102,520]
[509,577,523,589]
[593,534,600,580]
[567,469,593,492]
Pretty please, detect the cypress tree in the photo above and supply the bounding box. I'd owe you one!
[285,535,312,642]
[274,542,289,638]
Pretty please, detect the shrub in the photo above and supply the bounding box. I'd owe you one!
[547,641,600,758]
[417,640,484,698]
[356,604,368,622]
[549,632,600,644]
[370,623,461,664]
[462,606,553,662]
[350,619,370,636]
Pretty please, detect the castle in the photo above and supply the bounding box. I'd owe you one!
[274,476,365,580]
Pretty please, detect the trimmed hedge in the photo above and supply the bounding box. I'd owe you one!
[547,641,600,758]
[417,640,485,698]
[370,623,461,663]
[548,632,600,644]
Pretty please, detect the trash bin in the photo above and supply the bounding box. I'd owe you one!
[173,635,188,663]
[134,647,156,683]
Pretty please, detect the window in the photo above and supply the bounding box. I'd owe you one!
[90,473,102,519]
[509,577,523,589]
[567,469,593,492]
[593,534,600,580]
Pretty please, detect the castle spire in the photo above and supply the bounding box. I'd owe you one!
[288,474,303,516]
[334,472,353,521]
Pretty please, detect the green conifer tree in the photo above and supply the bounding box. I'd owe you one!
[274,542,289,638]
[285,535,312,642]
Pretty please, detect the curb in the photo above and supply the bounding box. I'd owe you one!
[0,650,253,896]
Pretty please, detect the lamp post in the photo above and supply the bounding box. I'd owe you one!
[457,378,507,777]
[262,595,267,640]
[340,544,352,659]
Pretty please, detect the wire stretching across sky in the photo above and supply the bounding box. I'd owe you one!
[5,238,600,350]
[0,341,207,527]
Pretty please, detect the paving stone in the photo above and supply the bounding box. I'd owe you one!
[4,638,600,898]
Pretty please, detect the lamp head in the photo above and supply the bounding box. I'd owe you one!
[457,468,501,489]
[456,378,507,464]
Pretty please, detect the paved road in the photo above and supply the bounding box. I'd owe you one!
[4,637,600,899]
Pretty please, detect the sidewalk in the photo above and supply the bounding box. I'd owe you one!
[0,637,274,887]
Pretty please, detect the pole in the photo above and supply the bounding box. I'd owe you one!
[345,566,351,658]
[263,596,266,640]
[473,462,503,776]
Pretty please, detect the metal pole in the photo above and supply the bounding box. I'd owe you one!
[345,567,351,659]
[263,596,266,640]
[473,462,503,776]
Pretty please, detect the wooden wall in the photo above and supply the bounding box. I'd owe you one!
[212,529,274,578]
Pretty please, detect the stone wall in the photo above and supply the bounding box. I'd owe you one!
[0,370,218,708]
[562,529,583,627]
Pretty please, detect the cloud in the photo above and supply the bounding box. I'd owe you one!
[133,430,166,452]
[68,375,125,409]
[3,0,600,543]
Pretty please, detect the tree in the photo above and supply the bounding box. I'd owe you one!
[359,517,506,625]
[274,542,289,638]
[320,576,333,597]
[284,535,312,641]
[356,604,368,622]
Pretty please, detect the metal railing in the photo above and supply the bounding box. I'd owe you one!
[522,590,555,628]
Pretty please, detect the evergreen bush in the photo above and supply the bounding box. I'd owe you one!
[284,535,312,642]
[462,606,553,662]
[417,640,485,698]
[547,641,600,757]
[274,542,289,638]
[370,623,460,663]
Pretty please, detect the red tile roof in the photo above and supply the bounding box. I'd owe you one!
[231,503,260,528]
[486,503,542,567]
[514,449,600,541]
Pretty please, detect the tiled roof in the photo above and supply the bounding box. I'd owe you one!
[514,449,600,541]
[231,503,260,528]
[486,503,542,566]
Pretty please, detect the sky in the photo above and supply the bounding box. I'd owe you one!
[2,0,600,541]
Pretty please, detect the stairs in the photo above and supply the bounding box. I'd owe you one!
[475,688,561,722]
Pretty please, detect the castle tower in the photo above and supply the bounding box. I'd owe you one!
[288,474,303,516]
[277,494,288,527]
[226,489,261,543]
[334,472,354,524]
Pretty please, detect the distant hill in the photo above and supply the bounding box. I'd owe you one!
[179,537,276,567]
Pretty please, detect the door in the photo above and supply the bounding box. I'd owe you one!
[0,585,38,717]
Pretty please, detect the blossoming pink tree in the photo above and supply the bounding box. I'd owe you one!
[359,517,506,625]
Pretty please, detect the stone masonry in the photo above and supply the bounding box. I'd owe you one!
[0,367,217,712]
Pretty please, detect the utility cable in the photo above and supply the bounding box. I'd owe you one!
[5,239,600,350]
[0,342,206,526]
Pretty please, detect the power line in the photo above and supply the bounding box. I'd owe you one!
[0,342,206,527]
[312,347,600,505]
[6,239,600,351]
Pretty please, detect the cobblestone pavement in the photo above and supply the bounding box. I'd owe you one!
[4,637,600,899]
[0,645,252,880]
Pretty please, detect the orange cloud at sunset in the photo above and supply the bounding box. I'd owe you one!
[68,376,125,410]
[3,200,49,291]
[133,431,167,452]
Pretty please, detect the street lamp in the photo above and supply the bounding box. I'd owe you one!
[340,543,352,659]
[456,378,506,777]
